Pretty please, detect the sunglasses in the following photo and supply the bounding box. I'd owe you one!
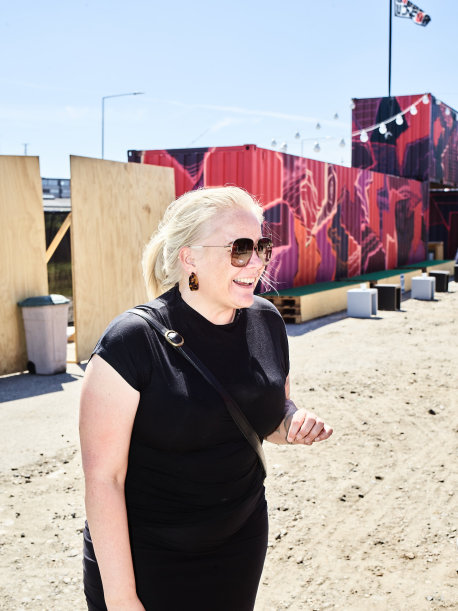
[191,237,273,267]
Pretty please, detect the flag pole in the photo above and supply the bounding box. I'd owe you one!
[388,0,392,97]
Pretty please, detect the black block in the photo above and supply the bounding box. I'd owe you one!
[428,271,450,292]
[375,284,401,310]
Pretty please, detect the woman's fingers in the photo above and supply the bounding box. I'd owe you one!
[286,409,333,445]
[313,424,333,443]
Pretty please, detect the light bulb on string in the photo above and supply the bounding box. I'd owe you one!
[379,123,387,135]
[316,122,321,130]
[350,100,355,110]
[445,107,451,116]
[360,130,369,143]
[280,142,288,152]
[395,114,404,126]
[333,113,339,120]
[271,139,277,147]
[339,138,345,148]
[410,105,418,116]
[422,94,429,104]
[313,142,321,152]
[294,132,300,139]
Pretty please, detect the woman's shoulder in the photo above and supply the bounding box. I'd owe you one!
[102,287,175,337]
[249,295,283,318]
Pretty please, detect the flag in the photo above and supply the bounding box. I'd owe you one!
[394,0,431,26]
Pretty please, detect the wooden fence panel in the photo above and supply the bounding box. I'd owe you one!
[0,156,48,375]
[70,156,175,362]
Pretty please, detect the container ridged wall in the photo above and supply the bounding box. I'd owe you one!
[129,145,428,293]
[351,93,458,187]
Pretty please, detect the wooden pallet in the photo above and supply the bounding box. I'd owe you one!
[261,295,301,323]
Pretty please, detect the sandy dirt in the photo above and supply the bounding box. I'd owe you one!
[0,285,457,610]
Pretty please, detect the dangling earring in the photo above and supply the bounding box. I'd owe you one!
[189,272,199,291]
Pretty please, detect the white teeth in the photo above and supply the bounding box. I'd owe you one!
[234,278,255,285]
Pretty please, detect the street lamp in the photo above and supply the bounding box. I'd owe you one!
[101,91,144,159]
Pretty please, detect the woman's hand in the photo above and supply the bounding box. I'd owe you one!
[285,406,333,445]
[264,397,333,446]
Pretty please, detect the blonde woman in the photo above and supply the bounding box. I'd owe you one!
[80,186,332,611]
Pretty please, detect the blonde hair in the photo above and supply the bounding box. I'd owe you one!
[142,186,264,298]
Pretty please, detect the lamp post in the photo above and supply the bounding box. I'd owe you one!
[101,91,144,159]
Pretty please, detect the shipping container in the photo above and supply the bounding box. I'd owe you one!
[429,189,458,259]
[129,145,428,292]
[352,93,458,187]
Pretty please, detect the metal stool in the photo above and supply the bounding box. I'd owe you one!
[347,287,378,318]
[411,276,435,300]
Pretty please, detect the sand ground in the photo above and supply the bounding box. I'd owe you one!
[0,285,457,610]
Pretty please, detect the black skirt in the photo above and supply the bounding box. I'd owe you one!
[83,500,268,611]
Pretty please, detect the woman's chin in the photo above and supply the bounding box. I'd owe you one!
[231,287,256,309]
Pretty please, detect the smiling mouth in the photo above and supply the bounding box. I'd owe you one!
[233,277,257,287]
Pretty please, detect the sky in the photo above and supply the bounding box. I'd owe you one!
[1,0,457,178]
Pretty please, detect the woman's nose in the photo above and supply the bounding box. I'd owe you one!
[247,247,264,268]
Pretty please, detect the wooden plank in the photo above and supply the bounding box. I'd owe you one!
[70,157,175,362]
[282,314,303,324]
[45,212,71,263]
[0,156,48,374]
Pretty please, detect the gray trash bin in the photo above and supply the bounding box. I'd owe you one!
[18,294,70,375]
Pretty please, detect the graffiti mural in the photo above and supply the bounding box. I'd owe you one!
[129,145,428,292]
[430,99,458,186]
[352,93,458,187]
[429,190,458,259]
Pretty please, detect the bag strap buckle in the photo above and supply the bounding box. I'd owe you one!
[165,329,184,347]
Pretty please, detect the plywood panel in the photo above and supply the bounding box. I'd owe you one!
[70,156,175,362]
[0,156,48,375]
[299,284,361,321]
[378,270,421,291]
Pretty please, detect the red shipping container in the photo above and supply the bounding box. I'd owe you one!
[352,93,458,187]
[128,145,428,292]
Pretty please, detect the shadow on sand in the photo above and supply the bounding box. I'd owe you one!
[0,363,86,403]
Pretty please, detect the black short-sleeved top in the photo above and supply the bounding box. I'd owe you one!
[93,285,289,551]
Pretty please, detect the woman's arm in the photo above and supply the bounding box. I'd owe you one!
[265,375,333,445]
[79,355,145,610]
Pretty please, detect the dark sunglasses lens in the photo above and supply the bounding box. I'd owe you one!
[231,238,253,267]
[256,238,273,263]
[230,237,273,267]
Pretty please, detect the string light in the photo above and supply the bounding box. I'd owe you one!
[352,94,434,142]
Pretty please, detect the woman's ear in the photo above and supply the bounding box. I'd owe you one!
[178,246,196,275]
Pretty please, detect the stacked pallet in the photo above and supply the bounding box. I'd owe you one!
[261,295,301,324]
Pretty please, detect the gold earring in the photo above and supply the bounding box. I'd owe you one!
[189,272,199,291]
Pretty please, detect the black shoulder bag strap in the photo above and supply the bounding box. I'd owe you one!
[128,306,267,478]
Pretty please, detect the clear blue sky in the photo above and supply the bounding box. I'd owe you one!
[1,0,456,178]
